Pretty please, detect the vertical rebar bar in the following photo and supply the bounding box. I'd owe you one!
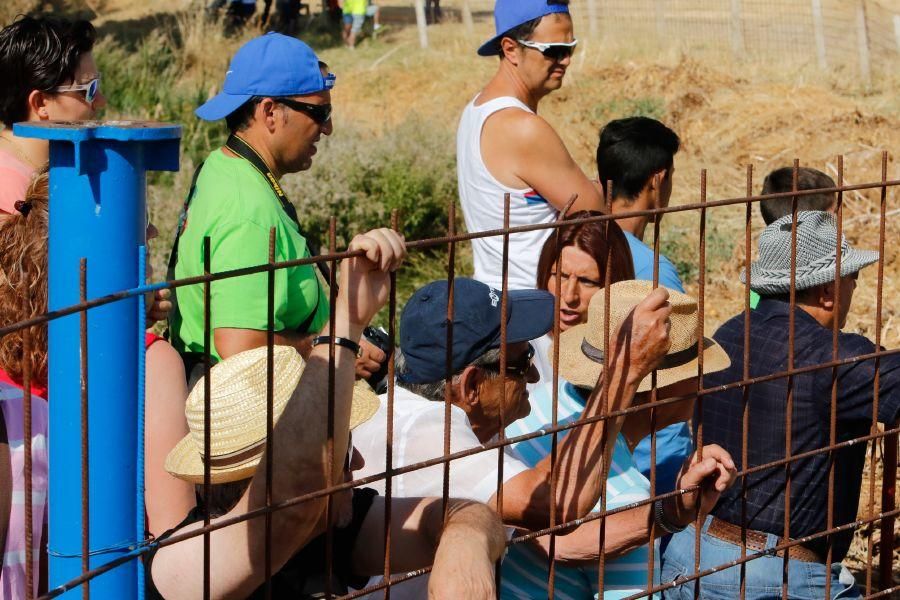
[692,170,707,599]
[495,193,511,592]
[79,259,90,600]
[382,209,400,600]
[264,228,277,600]
[646,208,662,595]
[22,319,33,600]
[739,164,753,600]
[325,217,338,600]
[442,200,456,524]
[202,238,212,600]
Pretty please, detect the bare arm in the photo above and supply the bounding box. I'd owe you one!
[152,229,406,600]
[495,288,674,528]
[351,497,504,600]
[481,110,604,214]
[144,340,195,537]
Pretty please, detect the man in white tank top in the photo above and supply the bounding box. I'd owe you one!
[457,0,605,291]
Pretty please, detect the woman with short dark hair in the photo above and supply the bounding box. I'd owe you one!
[0,15,106,216]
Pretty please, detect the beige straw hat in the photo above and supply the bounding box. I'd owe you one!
[556,280,730,393]
[166,345,381,484]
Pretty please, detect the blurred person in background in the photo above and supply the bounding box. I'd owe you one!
[149,231,505,600]
[0,174,195,597]
[596,117,694,504]
[169,33,385,381]
[353,276,673,598]
[340,0,367,48]
[503,280,736,599]
[458,0,605,292]
[425,0,441,24]
[662,212,900,599]
[0,15,106,217]
[748,166,838,309]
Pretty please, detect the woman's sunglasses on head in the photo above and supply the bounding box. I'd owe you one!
[517,39,578,62]
[52,76,101,104]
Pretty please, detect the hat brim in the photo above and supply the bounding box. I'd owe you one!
[477,35,504,56]
[506,289,555,344]
[165,381,382,484]
[746,249,879,295]
[556,325,731,393]
[196,91,254,122]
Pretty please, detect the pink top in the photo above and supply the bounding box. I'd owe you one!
[0,149,34,215]
[0,379,48,599]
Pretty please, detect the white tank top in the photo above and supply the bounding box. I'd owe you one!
[456,95,559,290]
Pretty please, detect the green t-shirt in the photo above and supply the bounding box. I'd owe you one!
[750,289,761,309]
[343,0,367,15]
[171,148,329,361]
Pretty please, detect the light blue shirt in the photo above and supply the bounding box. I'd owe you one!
[502,381,660,599]
[623,230,693,495]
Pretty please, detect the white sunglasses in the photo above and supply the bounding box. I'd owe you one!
[516,39,578,61]
[52,75,102,103]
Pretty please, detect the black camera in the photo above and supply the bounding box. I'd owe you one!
[363,326,393,394]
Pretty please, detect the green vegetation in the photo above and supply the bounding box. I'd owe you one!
[591,96,665,121]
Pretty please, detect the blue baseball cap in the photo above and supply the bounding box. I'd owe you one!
[196,32,336,121]
[478,0,571,57]
[398,278,554,384]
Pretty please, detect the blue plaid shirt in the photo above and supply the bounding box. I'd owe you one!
[700,298,900,561]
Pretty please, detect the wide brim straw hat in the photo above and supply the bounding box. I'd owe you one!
[742,211,879,295]
[556,280,730,393]
[166,345,380,484]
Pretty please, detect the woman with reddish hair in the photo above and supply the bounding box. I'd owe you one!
[532,210,635,385]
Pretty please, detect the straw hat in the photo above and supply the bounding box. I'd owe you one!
[166,345,380,484]
[742,211,879,295]
[556,280,730,393]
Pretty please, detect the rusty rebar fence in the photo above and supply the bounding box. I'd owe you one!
[0,156,897,600]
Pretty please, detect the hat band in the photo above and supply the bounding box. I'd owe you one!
[204,438,266,470]
[581,337,708,371]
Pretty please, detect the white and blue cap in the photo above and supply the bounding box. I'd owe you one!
[478,0,570,57]
[196,32,336,121]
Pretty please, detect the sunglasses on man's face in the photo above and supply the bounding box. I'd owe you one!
[516,39,578,62]
[276,98,333,125]
[52,76,101,103]
[485,343,536,379]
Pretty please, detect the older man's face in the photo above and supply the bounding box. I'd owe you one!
[477,342,539,427]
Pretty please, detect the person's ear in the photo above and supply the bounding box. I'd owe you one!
[499,37,521,66]
[820,281,836,311]
[27,90,51,120]
[457,366,483,408]
[257,98,279,133]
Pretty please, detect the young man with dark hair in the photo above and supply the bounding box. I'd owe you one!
[0,15,105,215]
[662,211,900,598]
[457,0,604,291]
[169,33,385,381]
[596,116,692,505]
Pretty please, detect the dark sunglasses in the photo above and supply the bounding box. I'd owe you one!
[517,39,578,62]
[486,343,536,379]
[276,98,333,125]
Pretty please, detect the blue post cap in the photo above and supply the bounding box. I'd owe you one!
[478,0,570,56]
[14,120,181,175]
[196,32,335,121]
[398,278,554,384]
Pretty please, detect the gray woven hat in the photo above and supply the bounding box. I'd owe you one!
[742,211,879,295]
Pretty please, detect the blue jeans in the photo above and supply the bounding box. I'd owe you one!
[661,516,861,600]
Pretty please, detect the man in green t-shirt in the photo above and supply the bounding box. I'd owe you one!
[169,32,386,378]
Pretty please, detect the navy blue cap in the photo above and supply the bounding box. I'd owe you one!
[478,0,571,57]
[399,278,554,384]
[196,32,336,121]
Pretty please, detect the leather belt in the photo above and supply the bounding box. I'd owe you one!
[707,517,822,563]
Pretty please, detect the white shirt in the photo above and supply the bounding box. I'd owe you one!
[352,386,530,600]
[457,95,559,290]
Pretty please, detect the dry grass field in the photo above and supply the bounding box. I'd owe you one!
[2,0,898,587]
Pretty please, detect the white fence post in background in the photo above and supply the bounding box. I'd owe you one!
[655,0,666,40]
[414,0,428,49]
[461,0,474,36]
[856,0,871,86]
[730,0,745,59]
[587,0,599,38]
[811,0,828,69]
[893,14,900,54]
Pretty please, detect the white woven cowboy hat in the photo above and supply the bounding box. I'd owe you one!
[742,211,879,295]
[556,280,730,392]
[166,345,380,484]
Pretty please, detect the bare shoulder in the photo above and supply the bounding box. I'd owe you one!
[146,338,188,391]
[484,108,562,146]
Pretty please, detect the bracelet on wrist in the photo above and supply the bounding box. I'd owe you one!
[653,499,687,535]
[311,335,362,357]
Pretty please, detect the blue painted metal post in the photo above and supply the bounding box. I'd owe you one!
[15,121,181,599]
